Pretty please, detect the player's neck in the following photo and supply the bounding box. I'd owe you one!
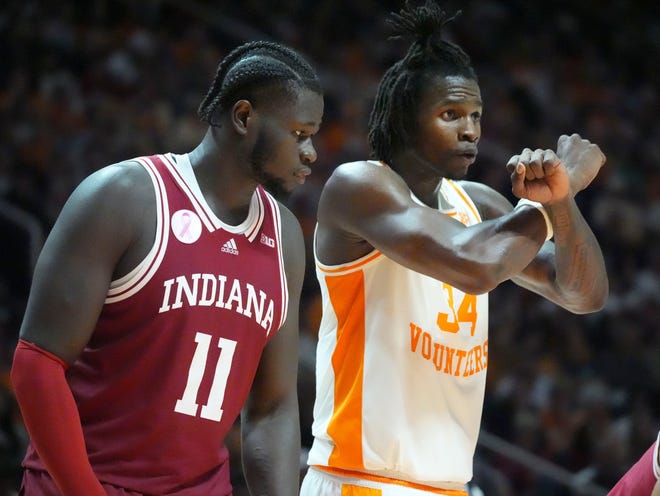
[187,129,259,222]
[390,151,443,208]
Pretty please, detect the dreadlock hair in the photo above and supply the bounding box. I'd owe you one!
[198,41,322,126]
[368,0,478,165]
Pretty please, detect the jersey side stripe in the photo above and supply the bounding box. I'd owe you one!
[326,270,366,469]
[261,189,288,332]
[106,156,169,302]
[245,191,265,242]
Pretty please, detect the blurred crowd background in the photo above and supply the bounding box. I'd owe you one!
[0,1,658,495]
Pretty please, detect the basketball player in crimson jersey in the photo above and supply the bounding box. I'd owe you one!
[10,41,323,495]
[300,2,608,495]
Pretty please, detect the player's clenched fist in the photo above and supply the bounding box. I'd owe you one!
[506,148,570,205]
[556,133,606,194]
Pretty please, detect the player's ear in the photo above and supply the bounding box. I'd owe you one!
[231,100,253,136]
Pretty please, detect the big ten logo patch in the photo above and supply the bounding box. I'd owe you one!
[260,233,275,247]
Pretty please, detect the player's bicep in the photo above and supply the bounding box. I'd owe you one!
[20,167,142,364]
[246,207,302,415]
[248,309,299,416]
[359,204,449,258]
[322,165,446,256]
[325,170,463,271]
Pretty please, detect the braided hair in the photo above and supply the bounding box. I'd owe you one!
[368,0,477,165]
[198,41,322,126]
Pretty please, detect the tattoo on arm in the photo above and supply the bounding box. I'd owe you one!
[551,202,595,294]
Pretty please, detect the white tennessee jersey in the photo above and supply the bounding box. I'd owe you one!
[308,173,488,489]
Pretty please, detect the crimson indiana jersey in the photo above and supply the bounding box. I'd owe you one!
[22,153,289,495]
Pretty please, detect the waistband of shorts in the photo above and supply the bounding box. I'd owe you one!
[311,465,469,496]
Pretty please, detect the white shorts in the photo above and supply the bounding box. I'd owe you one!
[300,467,468,496]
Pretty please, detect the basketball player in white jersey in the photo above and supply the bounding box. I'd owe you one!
[300,2,608,495]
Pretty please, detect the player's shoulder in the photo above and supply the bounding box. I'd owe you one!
[330,159,388,179]
[76,159,152,198]
[457,180,513,219]
[271,198,303,246]
[275,200,298,229]
[90,159,152,192]
[324,159,398,195]
[64,159,155,224]
[272,199,306,282]
[318,159,411,229]
[456,179,495,197]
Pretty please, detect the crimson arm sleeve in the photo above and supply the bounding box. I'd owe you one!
[608,438,659,496]
[11,339,107,496]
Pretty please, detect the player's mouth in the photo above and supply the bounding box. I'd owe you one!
[294,167,312,184]
[457,149,478,165]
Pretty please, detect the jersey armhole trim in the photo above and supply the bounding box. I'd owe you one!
[261,189,288,334]
[106,156,170,303]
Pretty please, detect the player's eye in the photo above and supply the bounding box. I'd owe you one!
[441,110,457,120]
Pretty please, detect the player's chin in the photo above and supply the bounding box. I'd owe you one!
[277,177,300,193]
[458,156,475,171]
[443,157,472,179]
[446,166,470,181]
[262,177,291,198]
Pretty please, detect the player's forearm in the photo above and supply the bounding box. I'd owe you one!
[11,340,106,496]
[241,397,301,495]
[546,197,608,313]
[444,206,549,294]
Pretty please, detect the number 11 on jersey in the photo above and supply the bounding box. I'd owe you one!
[175,332,237,422]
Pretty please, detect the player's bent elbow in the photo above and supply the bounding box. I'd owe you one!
[450,265,501,295]
[460,279,498,296]
[576,294,608,314]
[585,278,609,313]
[562,284,609,315]
[588,288,609,313]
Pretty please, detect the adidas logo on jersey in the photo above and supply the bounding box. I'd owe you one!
[221,238,239,255]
